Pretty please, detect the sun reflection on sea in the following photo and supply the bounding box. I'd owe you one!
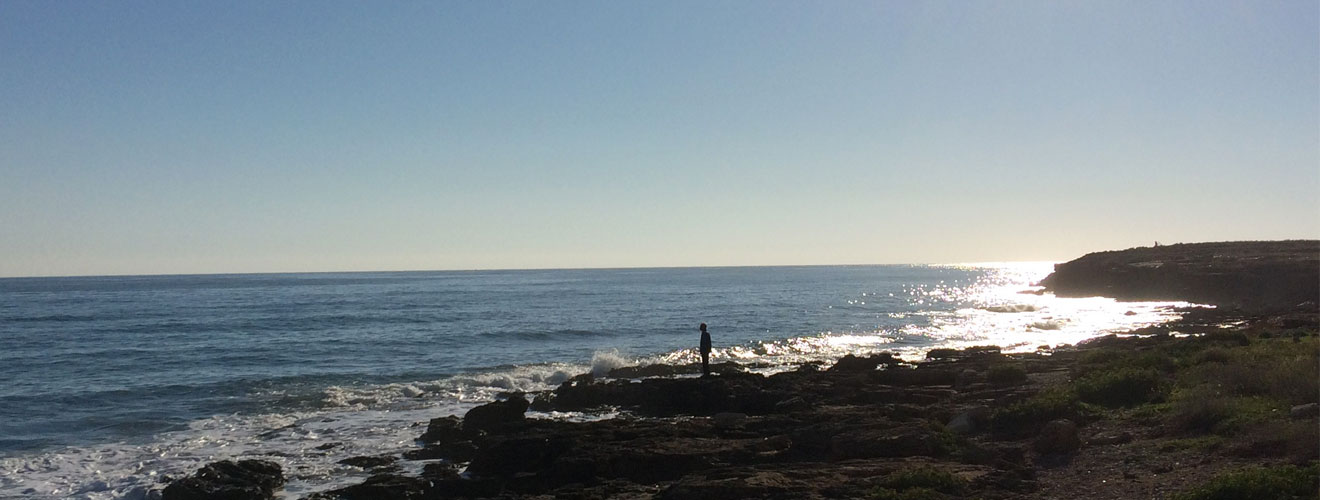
[680,262,1198,371]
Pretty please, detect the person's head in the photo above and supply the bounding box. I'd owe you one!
[699,323,707,332]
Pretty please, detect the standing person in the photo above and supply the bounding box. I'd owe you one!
[699,323,712,376]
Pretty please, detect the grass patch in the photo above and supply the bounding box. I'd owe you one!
[1129,401,1173,424]
[1169,464,1319,500]
[1076,348,1176,377]
[1157,435,1226,452]
[1188,346,1233,365]
[1167,389,1282,435]
[987,363,1028,386]
[870,466,968,499]
[1074,367,1165,407]
[991,387,1085,436]
[1177,344,1319,406]
[1228,420,1320,462]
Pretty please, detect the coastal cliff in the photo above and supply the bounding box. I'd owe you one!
[1039,241,1319,309]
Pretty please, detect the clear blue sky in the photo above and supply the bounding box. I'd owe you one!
[2,1,1316,277]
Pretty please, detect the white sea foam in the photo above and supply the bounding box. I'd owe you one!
[0,362,592,500]
[589,350,635,377]
[981,304,1040,313]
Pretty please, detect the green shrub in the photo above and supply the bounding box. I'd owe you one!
[1157,435,1226,452]
[1228,420,1320,462]
[987,363,1028,386]
[1189,347,1232,365]
[1076,348,1175,377]
[1074,367,1164,407]
[1178,351,1318,405]
[881,466,967,494]
[992,387,1081,436]
[1168,389,1279,435]
[1170,464,1319,500]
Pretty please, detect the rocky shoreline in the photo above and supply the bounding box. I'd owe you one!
[163,242,1320,500]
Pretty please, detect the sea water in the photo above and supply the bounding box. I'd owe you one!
[0,264,1191,499]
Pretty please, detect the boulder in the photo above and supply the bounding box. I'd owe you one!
[1290,403,1319,419]
[419,415,464,444]
[463,394,530,432]
[830,353,898,371]
[1033,419,1080,455]
[161,460,284,500]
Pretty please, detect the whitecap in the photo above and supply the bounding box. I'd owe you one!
[590,350,634,377]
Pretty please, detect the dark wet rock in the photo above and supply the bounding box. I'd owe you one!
[310,473,427,500]
[607,363,691,378]
[528,392,554,412]
[536,371,788,417]
[926,348,959,360]
[402,440,478,462]
[963,345,1004,358]
[462,393,529,432]
[314,442,341,451]
[337,455,397,469]
[466,435,574,477]
[1034,419,1081,455]
[161,460,284,500]
[829,352,898,371]
[609,361,747,379]
[421,462,462,480]
[419,415,464,444]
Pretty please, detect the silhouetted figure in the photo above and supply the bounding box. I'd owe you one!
[699,323,712,376]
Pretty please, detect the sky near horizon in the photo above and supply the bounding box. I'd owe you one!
[2,2,1317,277]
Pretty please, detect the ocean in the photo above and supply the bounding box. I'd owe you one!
[0,264,1188,499]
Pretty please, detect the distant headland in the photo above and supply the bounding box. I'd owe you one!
[1040,240,1319,310]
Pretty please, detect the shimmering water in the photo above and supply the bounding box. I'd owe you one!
[0,264,1188,498]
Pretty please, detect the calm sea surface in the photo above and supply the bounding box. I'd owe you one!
[0,265,1187,499]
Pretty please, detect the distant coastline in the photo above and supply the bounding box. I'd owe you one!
[1040,240,1319,309]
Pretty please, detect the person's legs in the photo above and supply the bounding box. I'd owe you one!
[701,352,709,376]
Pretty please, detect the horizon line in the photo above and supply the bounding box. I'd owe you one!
[0,260,1064,281]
